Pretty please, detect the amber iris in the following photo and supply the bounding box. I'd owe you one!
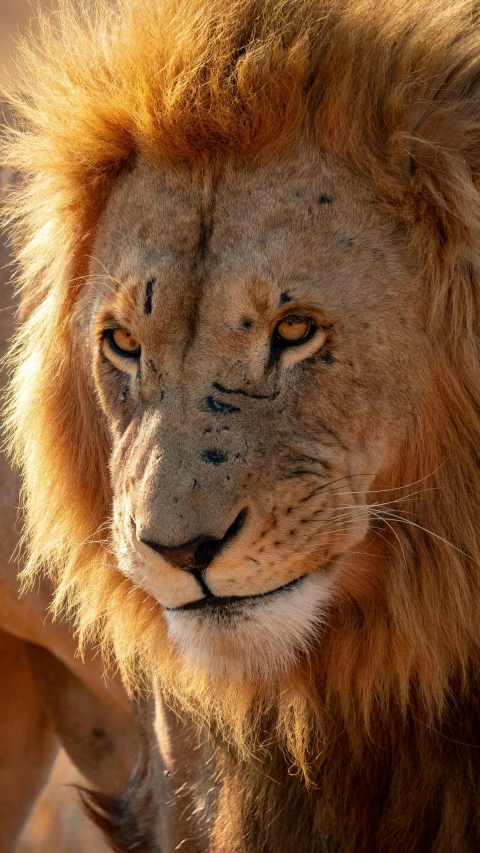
[275,317,312,343]
[111,328,141,355]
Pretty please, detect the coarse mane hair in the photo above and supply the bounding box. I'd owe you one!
[3,0,480,779]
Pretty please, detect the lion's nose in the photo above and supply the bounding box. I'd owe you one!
[139,508,247,571]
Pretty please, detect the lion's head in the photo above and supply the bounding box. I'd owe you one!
[90,148,423,684]
[4,0,480,773]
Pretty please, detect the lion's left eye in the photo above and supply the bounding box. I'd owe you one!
[108,328,141,357]
[275,317,315,345]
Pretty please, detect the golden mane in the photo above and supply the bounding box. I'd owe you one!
[3,0,480,779]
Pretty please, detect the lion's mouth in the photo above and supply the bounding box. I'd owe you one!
[165,574,308,613]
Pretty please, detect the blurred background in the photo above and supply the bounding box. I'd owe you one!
[0,0,38,87]
[2,2,111,851]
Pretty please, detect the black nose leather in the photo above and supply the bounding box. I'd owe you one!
[142,535,220,570]
[140,509,247,571]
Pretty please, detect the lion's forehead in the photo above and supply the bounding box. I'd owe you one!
[87,151,425,441]
[91,152,417,330]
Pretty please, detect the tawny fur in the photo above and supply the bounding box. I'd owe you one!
[3,1,480,850]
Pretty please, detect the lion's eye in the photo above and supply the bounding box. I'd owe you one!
[275,317,314,345]
[109,328,141,357]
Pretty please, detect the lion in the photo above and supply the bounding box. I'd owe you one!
[3,0,480,849]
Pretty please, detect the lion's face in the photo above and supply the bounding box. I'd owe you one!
[83,149,427,680]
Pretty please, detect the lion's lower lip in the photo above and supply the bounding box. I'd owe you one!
[165,574,308,612]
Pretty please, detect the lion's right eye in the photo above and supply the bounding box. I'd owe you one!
[107,328,141,357]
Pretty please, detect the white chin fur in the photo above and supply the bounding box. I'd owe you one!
[164,572,333,682]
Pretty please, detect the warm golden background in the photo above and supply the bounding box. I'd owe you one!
[2,2,110,851]
[0,0,37,87]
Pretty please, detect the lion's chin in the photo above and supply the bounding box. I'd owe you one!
[164,573,334,682]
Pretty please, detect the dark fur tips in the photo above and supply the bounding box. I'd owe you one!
[79,788,159,853]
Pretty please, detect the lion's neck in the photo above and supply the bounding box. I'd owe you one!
[105,675,480,853]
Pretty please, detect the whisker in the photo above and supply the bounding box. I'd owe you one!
[370,510,475,562]
[304,464,447,504]
[409,715,480,750]
[331,486,440,505]
[369,511,409,570]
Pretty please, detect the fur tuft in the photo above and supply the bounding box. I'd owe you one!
[80,788,155,853]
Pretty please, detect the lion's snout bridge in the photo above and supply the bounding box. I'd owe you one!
[127,395,259,565]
